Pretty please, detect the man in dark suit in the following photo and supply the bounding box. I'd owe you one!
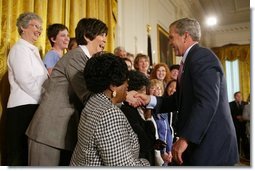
[134,18,239,166]
[229,91,248,159]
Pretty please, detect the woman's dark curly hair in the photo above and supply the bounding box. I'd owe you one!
[84,52,128,93]
[128,70,150,91]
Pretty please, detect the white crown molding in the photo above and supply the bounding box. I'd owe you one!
[206,22,250,33]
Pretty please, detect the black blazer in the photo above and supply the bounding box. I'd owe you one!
[229,101,247,124]
[157,44,239,165]
[120,102,156,166]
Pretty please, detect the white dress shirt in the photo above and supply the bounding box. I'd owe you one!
[79,45,92,58]
[7,38,48,108]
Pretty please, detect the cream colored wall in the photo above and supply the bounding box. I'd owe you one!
[116,0,195,65]
[116,0,250,65]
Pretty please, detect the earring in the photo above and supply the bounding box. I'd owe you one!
[112,91,117,98]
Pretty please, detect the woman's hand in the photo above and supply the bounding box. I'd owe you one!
[126,91,151,108]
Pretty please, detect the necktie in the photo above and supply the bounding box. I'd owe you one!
[177,60,184,84]
[237,102,241,109]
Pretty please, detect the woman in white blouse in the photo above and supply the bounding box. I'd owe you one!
[6,12,48,165]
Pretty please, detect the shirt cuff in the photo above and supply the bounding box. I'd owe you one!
[146,95,156,109]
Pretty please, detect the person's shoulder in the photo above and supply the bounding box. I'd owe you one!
[121,104,140,120]
[120,102,136,112]
[8,41,32,60]
[66,46,84,55]
[194,45,213,55]
[63,47,87,61]
[44,50,59,59]
[102,104,128,123]
[242,101,248,105]
[191,45,220,65]
[45,50,58,56]
[105,104,123,115]
[229,101,235,105]
[244,103,250,107]
[9,40,29,52]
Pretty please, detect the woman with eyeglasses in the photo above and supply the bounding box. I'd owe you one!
[6,12,48,165]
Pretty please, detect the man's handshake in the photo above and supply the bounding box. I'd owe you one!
[125,91,151,108]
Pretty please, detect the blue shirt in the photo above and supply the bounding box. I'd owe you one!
[43,50,60,69]
[153,112,172,154]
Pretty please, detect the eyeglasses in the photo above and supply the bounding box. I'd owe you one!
[29,24,43,31]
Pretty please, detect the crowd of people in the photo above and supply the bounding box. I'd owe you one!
[5,12,249,166]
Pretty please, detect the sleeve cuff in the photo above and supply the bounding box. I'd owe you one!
[146,95,157,109]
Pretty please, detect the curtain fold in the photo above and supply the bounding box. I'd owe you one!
[211,44,250,101]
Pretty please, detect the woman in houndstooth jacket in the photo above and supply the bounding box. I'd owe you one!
[70,52,150,166]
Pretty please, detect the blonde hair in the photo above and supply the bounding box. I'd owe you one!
[148,79,164,96]
[134,53,150,70]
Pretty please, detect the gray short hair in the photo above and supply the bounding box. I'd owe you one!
[114,46,126,54]
[170,18,201,41]
[16,12,42,35]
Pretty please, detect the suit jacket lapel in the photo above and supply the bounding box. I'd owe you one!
[177,44,200,109]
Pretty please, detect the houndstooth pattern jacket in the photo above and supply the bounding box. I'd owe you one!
[70,93,150,166]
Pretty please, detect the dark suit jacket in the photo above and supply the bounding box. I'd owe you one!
[229,100,247,134]
[229,101,247,123]
[26,47,92,151]
[157,44,239,165]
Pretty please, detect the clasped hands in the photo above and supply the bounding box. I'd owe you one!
[126,91,189,165]
[125,90,150,107]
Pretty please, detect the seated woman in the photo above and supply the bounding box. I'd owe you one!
[121,70,165,166]
[70,52,150,166]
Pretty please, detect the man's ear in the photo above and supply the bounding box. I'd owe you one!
[184,32,189,40]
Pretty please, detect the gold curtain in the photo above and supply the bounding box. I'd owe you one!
[0,0,117,164]
[211,44,250,101]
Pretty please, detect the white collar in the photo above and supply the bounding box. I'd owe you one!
[19,38,38,51]
[182,42,198,63]
[79,45,91,58]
